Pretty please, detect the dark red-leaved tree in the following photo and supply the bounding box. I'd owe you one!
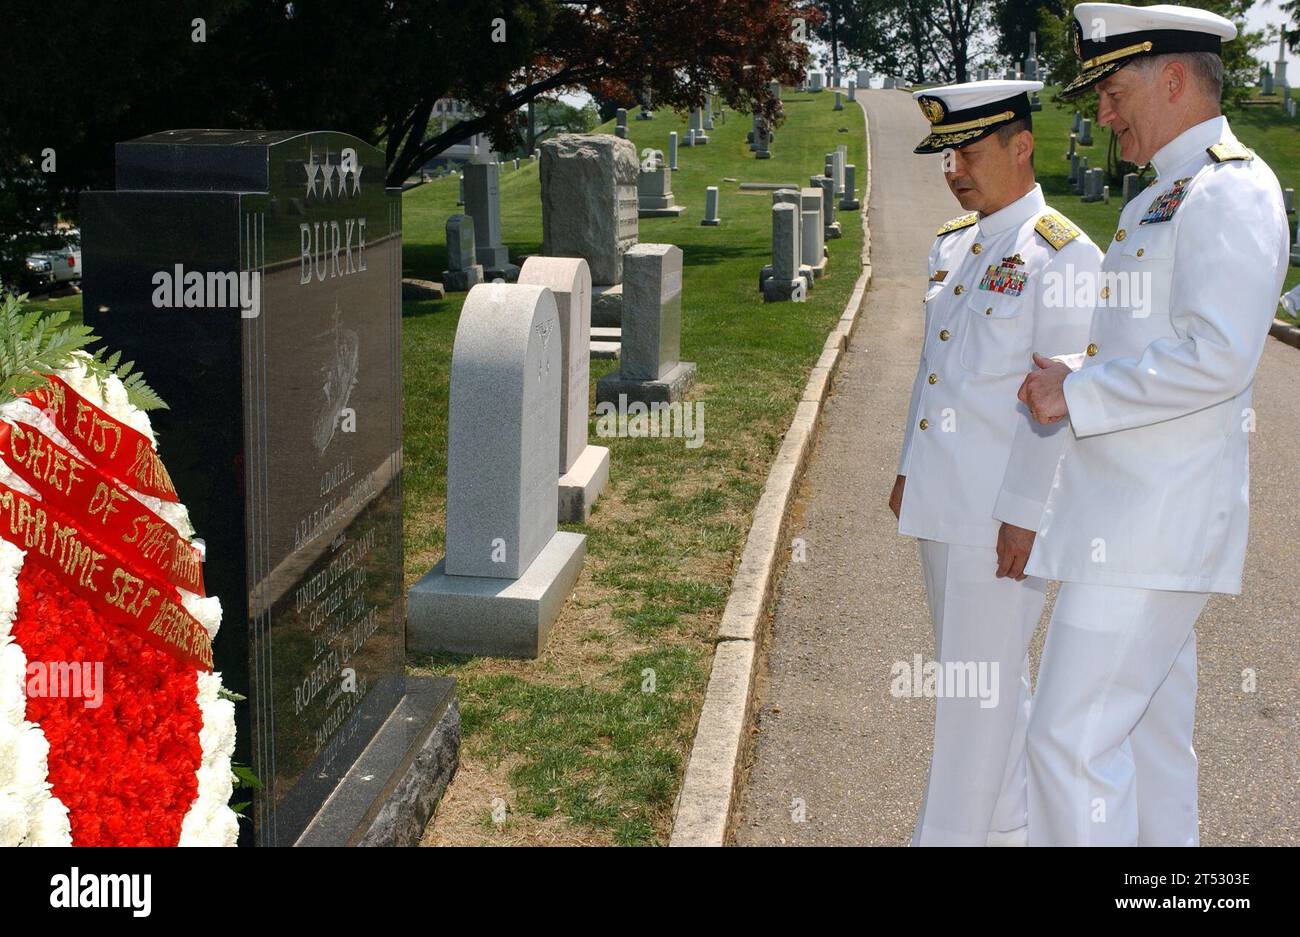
[384,0,821,184]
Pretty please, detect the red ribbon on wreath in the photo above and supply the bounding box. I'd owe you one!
[24,374,179,503]
[0,420,205,597]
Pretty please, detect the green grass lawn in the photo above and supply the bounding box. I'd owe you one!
[1032,87,1300,319]
[402,91,866,845]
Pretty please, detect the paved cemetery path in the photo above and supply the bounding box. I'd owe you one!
[732,89,1300,846]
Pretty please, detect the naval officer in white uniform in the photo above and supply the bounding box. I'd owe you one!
[1020,3,1291,846]
[892,81,1101,846]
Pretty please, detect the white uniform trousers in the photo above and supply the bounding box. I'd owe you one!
[912,539,1045,846]
[1026,581,1207,846]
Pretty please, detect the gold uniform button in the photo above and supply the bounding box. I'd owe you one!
[919,418,930,430]
[1100,286,1110,299]
[1136,248,1145,257]
[939,329,951,341]
[971,243,983,255]
[927,373,938,384]
[1115,229,1127,241]
[954,285,965,295]
[1087,343,1099,356]
[984,307,992,316]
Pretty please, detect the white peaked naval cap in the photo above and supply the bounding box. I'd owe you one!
[911,80,1043,154]
[1062,3,1238,98]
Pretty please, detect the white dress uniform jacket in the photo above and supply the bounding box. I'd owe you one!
[1027,117,1291,593]
[898,184,1101,546]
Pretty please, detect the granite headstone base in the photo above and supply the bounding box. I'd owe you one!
[595,361,697,405]
[295,676,460,847]
[590,326,621,360]
[759,264,814,292]
[407,531,586,658]
[638,204,688,218]
[558,444,611,523]
[761,277,807,302]
[443,264,484,292]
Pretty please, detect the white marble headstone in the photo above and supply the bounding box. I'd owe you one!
[517,257,592,476]
[445,283,561,579]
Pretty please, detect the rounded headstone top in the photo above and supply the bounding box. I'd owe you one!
[453,283,560,381]
[518,256,593,297]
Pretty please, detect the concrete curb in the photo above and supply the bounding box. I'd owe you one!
[1269,317,1300,349]
[668,98,874,847]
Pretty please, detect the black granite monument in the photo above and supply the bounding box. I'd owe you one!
[82,130,458,846]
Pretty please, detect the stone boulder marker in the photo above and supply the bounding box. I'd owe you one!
[408,283,586,658]
[464,161,518,282]
[539,133,640,327]
[596,244,696,404]
[517,257,610,523]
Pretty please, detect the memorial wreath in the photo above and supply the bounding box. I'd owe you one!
[0,294,238,846]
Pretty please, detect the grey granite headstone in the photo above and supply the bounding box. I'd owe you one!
[810,72,824,92]
[1079,118,1093,146]
[668,131,679,170]
[637,157,686,217]
[754,118,772,159]
[595,244,696,404]
[464,162,518,280]
[840,164,860,211]
[762,204,806,302]
[442,214,484,291]
[701,186,721,226]
[539,133,640,286]
[834,91,844,111]
[1122,172,1140,206]
[813,174,840,239]
[615,108,628,139]
[689,108,710,144]
[408,282,586,658]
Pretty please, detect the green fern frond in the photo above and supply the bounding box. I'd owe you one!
[0,292,168,411]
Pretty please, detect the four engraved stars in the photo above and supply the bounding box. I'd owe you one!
[303,148,363,199]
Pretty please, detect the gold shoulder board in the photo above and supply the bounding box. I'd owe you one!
[1035,211,1081,251]
[1207,142,1253,163]
[936,212,978,237]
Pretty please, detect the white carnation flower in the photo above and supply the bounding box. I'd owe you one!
[15,723,51,788]
[0,641,28,726]
[0,721,18,787]
[0,790,30,847]
[26,794,71,846]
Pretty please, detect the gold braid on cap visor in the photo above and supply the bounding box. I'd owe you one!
[1081,40,1153,69]
[929,109,1016,133]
